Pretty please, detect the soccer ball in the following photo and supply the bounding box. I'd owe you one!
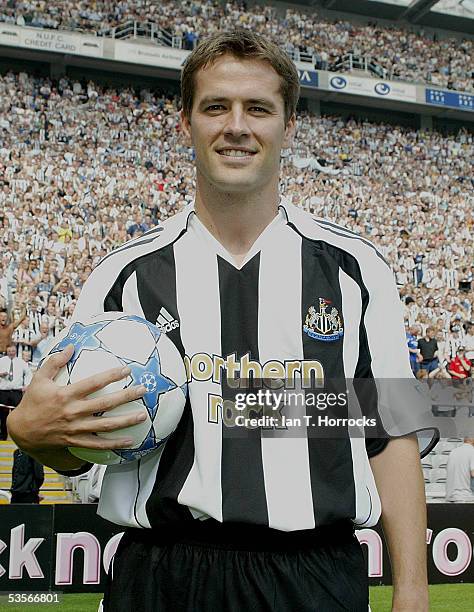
[43,312,187,465]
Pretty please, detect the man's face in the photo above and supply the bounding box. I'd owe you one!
[6,346,16,359]
[0,313,7,326]
[181,55,295,196]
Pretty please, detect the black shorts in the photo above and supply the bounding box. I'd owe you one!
[103,519,368,612]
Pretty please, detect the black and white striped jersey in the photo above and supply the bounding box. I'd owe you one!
[71,198,435,532]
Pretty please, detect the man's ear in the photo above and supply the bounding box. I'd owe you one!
[283,113,296,149]
[180,109,192,145]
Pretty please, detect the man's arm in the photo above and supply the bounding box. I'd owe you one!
[369,435,429,612]
[447,366,465,379]
[12,305,27,329]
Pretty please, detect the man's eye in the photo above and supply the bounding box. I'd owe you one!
[249,107,268,113]
[206,105,224,111]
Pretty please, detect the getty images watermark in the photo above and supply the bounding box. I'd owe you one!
[215,378,474,440]
[233,388,375,429]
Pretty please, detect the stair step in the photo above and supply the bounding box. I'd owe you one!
[40,490,72,501]
[0,482,66,491]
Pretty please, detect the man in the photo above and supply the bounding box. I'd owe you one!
[126,212,149,238]
[447,346,471,380]
[463,323,474,361]
[418,326,439,377]
[445,438,474,502]
[0,307,27,356]
[8,31,430,612]
[406,325,421,376]
[0,344,32,439]
[10,448,44,504]
[25,320,54,367]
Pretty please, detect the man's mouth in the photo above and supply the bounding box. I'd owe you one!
[216,149,257,158]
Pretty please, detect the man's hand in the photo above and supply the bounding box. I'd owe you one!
[7,344,147,469]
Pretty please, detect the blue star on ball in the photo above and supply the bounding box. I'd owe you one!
[127,350,176,419]
[49,320,109,369]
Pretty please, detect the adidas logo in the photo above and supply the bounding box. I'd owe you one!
[156,307,179,333]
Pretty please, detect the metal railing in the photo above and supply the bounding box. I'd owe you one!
[284,47,315,64]
[99,20,186,49]
[331,53,388,79]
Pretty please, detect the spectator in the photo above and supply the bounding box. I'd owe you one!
[406,325,421,376]
[417,326,439,377]
[446,438,474,503]
[26,321,54,367]
[447,347,472,380]
[10,448,44,504]
[463,323,474,361]
[0,308,27,355]
[0,344,33,439]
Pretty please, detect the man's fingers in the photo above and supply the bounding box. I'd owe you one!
[74,410,148,435]
[67,366,133,398]
[67,435,135,451]
[81,384,147,415]
[38,345,74,380]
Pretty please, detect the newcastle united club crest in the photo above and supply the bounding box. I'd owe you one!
[303,298,344,342]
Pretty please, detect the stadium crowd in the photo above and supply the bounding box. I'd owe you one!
[0,0,473,92]
[0,69,473,382]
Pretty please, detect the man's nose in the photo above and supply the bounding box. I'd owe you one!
[223,107,250,138]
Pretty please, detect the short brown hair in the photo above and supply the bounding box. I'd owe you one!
[181,29,300,125]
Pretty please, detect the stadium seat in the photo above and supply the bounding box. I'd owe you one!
[440,441,459,454]
[431,455,448,469]
[432,441,448,455]
[0,489,11,504]
[425,483,446,499]
[421,456,432,468]
[429,468,447,483]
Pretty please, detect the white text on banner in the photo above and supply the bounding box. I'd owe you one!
[328,73,417,103]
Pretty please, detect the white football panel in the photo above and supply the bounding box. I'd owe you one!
[96,319,156,364]
[153,386,186,439]
[68,351,125,398]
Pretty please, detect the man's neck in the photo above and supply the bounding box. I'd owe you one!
[194,180,280,263]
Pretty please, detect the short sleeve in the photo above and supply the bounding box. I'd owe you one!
[357,253,439,458]
[365,437,389,458]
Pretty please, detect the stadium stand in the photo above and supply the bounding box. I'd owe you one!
[0,68,472,501]
[0,0,472,92]
[0,0,473,504]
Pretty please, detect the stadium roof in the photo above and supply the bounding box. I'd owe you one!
[307,0,474,33]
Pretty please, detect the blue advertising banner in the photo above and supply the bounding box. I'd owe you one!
[298,69,319,89]
[425,88,474,112]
